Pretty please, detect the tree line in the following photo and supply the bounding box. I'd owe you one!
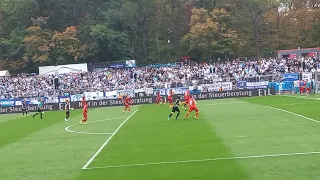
[0,0,319,73]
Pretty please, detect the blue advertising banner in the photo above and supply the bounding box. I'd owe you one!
[282,73,299,81]
[237,81,247,89]
[268,81,294,91]
[0,97,49,107]
[279,81,294,91]
[0,100,15,107]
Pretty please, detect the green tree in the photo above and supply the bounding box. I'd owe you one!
[183,8,242,60]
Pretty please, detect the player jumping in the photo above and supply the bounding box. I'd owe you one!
[80,101,89,124]
[168,97,181,120]
[64,99,70,122]
[183,96,199,120]
[168,89,174,108]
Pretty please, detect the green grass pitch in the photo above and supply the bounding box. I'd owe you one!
[1,95,320,180]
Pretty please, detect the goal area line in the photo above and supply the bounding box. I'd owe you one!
[83,151,320,170]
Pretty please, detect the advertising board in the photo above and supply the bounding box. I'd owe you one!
[0,88,275,114]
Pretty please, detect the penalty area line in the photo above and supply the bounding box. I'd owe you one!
[265,106,320,124]
[82,109,139,169]
[83,151,320,169]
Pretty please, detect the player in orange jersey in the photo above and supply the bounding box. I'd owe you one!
[127,94,133,107]
[168,89,174,108]
[183,97,199,120]
[183,90,190,111]
[80,101,89,124]
[123,95,131,113]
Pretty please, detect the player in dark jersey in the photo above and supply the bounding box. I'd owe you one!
[168,97,181,121]
[22,99,28,117]
[65,99,70,122]
[33,98,43,119]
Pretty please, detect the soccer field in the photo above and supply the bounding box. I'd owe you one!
[1,95,320,180]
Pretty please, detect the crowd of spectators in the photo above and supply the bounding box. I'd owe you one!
[0,57,319,99]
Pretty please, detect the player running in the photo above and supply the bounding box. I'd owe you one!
[64,99,70,122]
[183,96,199,120]
[80,101,89,124]
[33,98,43,119]
[183,90,191,111]
[168,97,181,120]
[22,98,28,117]
[123,94,131,113]
[168,89,174,108]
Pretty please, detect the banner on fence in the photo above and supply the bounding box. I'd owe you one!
[246,81,269,89]
[282,73,299,81]
[0,88,276,114]
[200,82,233,91]
[302,72,312,81]
[153,88,188,96]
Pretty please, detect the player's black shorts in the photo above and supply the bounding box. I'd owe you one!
[172,107,180,113]
[66,111,70,116]
[22,107,27,111]
[37,108,42,113]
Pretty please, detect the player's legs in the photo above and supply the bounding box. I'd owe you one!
[157,98,161,105]
[123,104,130,112]
[299,87,303,94]
[183,101,188,110]
[169,99,173,108]
[183,107,194,120]
[65,111,70,122]
[176,108,180,119]
[81,113,88,123]
[168,107,180,120]
[33,108,43,119]
[194,108,199,119]
[22,108,27,116]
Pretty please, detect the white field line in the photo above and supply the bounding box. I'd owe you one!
[82,109,139,169]
[84,151,320,169]
[198,102,245,106]
[284,95,320,100]
[65,117,127,135]
[265,106,320,124]
[198,101,320,107]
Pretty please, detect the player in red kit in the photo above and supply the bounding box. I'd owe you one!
[80,102,89,124]
[81,95,86,107]
[156,91,162,105]
[168,89,174,108]
[123,95,131,113]
[183,97,199,120]
[183,90,190,111]
[127,95,133,107]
